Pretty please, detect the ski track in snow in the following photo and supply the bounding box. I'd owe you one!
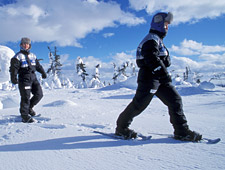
[0,86,225,170]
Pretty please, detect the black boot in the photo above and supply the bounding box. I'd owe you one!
[115,127,137,139]
[174,129,202,142]
[21,115,36,123]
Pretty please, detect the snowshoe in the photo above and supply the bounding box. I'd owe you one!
[174,130,202,142]
[115,127,137,139]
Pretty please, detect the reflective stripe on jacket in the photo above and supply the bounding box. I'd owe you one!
[14,52,37,68]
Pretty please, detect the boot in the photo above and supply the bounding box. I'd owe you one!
[22,115,36,123]
[115,127,137,139]
[174,129,202,142]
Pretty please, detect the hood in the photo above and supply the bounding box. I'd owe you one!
[150,12,173,33]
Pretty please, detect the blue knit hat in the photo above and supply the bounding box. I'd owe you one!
[150,12,173,33]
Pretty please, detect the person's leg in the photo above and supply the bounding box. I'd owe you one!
[29,79,43,115]
[116,83,156,138]
[19,82,31,117]
[155,83,202,141]
[18,82,35,123]
[155,83,188,132]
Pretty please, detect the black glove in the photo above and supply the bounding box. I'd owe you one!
[42,72,47,79]
[152,65,172,84]
[152,65,168,77]
[160,55,171,67]
[159,74,172,84]
[11,76,18,84]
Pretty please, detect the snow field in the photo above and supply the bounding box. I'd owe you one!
[0,86,225,170]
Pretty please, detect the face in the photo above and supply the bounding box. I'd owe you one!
[21,43,30,50]
[164,22,169,32]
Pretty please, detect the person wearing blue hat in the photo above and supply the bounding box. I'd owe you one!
[115,12,202,142]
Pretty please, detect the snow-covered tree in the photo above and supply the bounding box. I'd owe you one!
[89,64,104,88]
[112,63,118,84]
[182,66,202,84]
[120,62,129,77]
[209,72,225,87]
[61,78,74,88]
[130,62,136,76]
[76,56,88,88]
[0,45,15,90]
[183,66,190,82]
[47,46,62,77]
[45,46,63,88]
[0,46,14,82]
[112,62,129,84]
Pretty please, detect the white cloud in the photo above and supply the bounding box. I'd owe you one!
[111,51,136,66]
[103,33,115,38]
[170,39,202,56]
[170,55,200,71]
[171,55,225,73]
[169,39,225,73]
[0,0,145,47]
[82,56,105,68]
[129,0,225,24]
[170,45,200,56]
[199,53,225,64]
[170,39,225,58]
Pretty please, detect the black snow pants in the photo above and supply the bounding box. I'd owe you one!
[18,74,43,117]
[116,82,188,133]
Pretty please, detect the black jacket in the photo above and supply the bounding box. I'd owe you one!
[9,50,46,84]
[136,30,171,84]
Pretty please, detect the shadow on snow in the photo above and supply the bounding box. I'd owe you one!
[0,134,183,152]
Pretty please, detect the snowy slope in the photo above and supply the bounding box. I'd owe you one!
[0,82,225,170]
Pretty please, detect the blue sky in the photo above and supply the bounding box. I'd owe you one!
[1,0,225,72]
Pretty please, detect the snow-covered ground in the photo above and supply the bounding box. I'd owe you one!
[0,80,225,170]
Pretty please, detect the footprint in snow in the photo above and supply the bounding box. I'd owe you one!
[34,123,66,129]
[78,123,107,129]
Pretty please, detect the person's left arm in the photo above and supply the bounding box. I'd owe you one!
[36,59,47,79]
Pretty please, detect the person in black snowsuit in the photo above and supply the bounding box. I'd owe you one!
[115,12,202,142]
[10,37,47,123]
